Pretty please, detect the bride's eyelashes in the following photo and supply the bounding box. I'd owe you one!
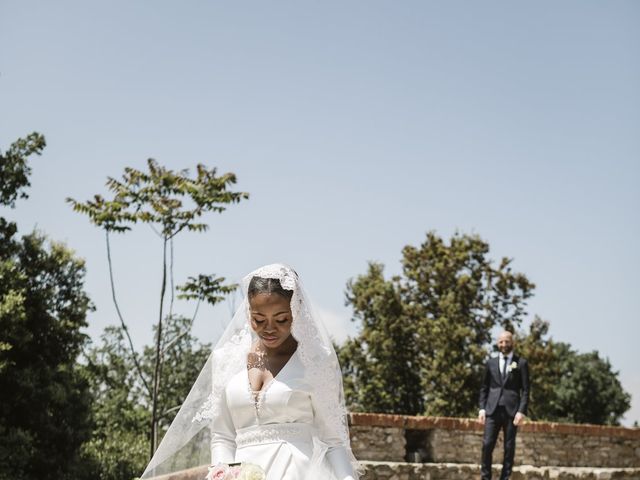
[252,316,291,325]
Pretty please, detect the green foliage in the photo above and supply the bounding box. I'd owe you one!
[341,231,630,424]
[518,321,630,425]
[0,133,93,480]
[143,315,212,432]
[177,274,238,306]
[77,316,211,480]
[554,345,630,425]
[67,158,249,237]
[513,317,558,420]
[0,132,46,207]
[67,158,246,456]
[339,263,424,414]
[0,133,44,259]
[0,206,88,475]
[77,327,149,480]
[339,232,535,417]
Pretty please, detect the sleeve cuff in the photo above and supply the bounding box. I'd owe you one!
[326,445,356,479]
[211,444,236,465]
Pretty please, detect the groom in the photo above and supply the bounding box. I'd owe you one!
[478,331,530,480]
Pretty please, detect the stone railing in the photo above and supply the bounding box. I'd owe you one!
[349,413,640,468]
[145,463,640,480]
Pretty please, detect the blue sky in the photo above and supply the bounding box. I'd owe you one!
[2,1,639,424]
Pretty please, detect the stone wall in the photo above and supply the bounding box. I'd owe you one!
[349,413,640,468]
[350,425,406,462]
[145,414,640,480]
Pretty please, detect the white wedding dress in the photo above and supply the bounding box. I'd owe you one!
[211,350,356,480]
[141,264,359,480]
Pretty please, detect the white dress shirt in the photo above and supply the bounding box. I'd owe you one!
[499,352,513,377]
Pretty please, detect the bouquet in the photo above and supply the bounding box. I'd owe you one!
[205,462,266,480]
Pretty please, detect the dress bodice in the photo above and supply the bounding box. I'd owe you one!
[211,349,357,480]
[225,350,315,429]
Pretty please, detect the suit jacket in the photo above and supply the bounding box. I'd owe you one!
[479,354,529,418]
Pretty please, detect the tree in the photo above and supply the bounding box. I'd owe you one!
[513,317,558,421]
[0,132,46,208]
[142,314,212,436]
[68,159,247,456]
[553,344,630,425]
[517,320,630,425]
[77,315,211,480]
[338,263,424,414]
[0,133,93,480]
[0,132,45,260]
[76,327,149,480]
[339,232,535,417]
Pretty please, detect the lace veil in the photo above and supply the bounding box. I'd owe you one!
[141,263,358,478]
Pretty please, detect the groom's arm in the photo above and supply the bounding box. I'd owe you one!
[517,359,530,416]
[478,361,490,423]
[478,361,490,410]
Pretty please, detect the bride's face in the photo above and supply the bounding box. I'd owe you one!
[249,293,293,349]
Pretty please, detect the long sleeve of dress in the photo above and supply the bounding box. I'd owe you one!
[311,389,357,480]
[210,389,236,464]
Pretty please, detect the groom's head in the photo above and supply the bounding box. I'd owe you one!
[497,331,514,355]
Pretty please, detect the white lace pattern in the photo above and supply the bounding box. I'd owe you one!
[235,423,313,447]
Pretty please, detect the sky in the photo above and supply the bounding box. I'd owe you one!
[1,1,639,425]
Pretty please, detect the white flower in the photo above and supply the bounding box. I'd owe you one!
[507,361,518,373]
[237,463,266,480]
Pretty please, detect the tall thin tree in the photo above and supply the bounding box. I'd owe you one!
[68,159,248,456]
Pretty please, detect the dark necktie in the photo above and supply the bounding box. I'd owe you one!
[502,356,508,379]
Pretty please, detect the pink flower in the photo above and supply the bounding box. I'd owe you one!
[205,464,229,480]
[227,466,242,479]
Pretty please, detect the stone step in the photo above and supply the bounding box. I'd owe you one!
[144,462,640,480]
[360,461,640,480]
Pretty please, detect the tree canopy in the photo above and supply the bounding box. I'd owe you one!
[0,134,93,480]
[339,232,535,417]
[76,315,211,480]
[517,318,630,425]
[339,231,630,424]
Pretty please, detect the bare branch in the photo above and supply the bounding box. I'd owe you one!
[105,230,152,397]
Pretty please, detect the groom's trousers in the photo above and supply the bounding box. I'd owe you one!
[481,406,518,480]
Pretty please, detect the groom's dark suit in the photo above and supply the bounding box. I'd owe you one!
[479,354,530,480]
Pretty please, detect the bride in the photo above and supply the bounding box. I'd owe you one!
[141,264,360,480]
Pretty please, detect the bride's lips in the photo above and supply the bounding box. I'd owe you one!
[262,335,278,343]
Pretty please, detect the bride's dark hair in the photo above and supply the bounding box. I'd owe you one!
[248,276,294,300]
